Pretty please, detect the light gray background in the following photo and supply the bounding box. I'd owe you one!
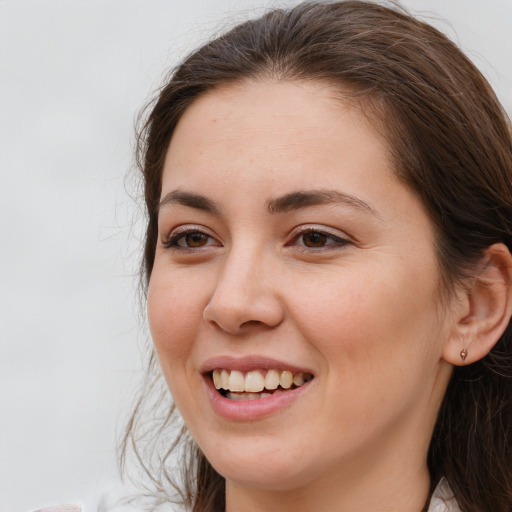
[1,1,511,511]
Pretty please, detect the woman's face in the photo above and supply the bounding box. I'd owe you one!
[148,80,455,491]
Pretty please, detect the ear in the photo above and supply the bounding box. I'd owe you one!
[443,243,512,366]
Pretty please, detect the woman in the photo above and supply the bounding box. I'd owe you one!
[122,1,512,511]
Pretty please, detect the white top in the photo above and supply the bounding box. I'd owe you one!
[428,478,461,512]
[33,479,461,512]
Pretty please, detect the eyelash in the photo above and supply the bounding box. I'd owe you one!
[162,226,351,252]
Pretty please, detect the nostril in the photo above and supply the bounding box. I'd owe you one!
[240,319,266,329]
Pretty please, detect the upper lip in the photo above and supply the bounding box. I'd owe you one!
[199,355,314,375]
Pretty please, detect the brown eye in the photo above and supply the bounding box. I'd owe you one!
[302,232,328,247]
[289,228,351,251]
[185,232,208,247]
[164,229,219,250]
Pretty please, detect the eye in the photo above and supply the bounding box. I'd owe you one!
[301,232,330,248]
[178,232,210,248]
[289,227,351,250]
[163,227,220,250]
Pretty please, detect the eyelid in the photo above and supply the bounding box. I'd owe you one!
[289,224,351,240]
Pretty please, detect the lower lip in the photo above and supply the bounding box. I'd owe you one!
[203,376,313,421]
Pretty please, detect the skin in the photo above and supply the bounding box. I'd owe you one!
[147,80,460,511]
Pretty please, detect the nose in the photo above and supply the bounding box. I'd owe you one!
[203,249,285,335]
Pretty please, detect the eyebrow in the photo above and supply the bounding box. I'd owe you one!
[158,188,379,217]
[158,190,221,214]
[266,189,379,216]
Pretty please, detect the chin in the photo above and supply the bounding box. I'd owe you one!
[216,460,312,491]
[195,432,321,491]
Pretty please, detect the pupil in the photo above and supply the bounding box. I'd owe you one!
[304,232,326,247]
[187,233,207,247]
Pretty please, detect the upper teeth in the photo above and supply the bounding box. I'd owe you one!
[212,369,309,393]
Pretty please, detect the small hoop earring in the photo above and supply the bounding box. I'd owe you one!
[460,347,468,362]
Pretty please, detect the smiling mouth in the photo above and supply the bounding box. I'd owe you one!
[211,369,314,401]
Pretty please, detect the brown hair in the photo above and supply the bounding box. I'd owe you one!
[122,2,512,511]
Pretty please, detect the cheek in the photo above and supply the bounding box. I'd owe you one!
[147,269,212,417]
[286,269,442,446]
[289,262,441,383]
[147,269,206,362]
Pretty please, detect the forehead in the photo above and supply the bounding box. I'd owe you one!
[162,80,394,194]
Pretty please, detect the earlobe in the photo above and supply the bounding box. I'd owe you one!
[443,243,512,366]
